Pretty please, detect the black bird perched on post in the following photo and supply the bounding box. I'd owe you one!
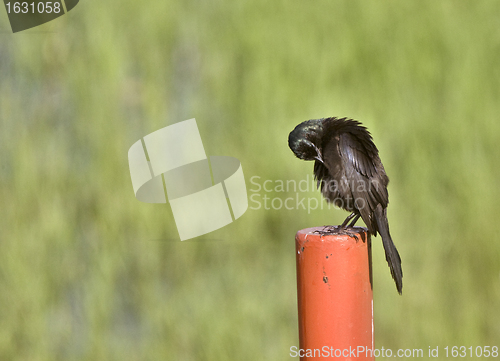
[288,117,402,294]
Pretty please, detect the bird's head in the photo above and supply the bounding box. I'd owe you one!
[288,119,324,163]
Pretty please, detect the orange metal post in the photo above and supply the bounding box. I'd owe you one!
[295,227,374,361]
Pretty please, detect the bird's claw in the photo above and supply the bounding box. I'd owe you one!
[313,225,360,241]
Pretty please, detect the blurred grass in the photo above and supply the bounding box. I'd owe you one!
[1,0,500,359]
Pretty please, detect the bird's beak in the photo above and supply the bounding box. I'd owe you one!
[313,144,324,164]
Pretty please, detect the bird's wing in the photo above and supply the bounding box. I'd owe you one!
[338,131,377,178]
[338,132,389,232]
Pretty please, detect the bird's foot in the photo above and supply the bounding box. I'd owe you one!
[336,226,360,241]
[314,225,360,241]
[315,225,338,234]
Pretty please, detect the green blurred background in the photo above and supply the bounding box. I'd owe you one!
[1,1,500,359]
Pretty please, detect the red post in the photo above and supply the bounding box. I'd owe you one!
[296,227,374,361]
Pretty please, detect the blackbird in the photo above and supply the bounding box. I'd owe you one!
[288,117,402,294]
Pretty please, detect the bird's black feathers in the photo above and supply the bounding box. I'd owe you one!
[288,117,403,294]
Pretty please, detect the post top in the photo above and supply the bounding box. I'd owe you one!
[295,226,369,243]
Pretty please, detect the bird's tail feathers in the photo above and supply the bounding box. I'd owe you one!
[374,204,403,294]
